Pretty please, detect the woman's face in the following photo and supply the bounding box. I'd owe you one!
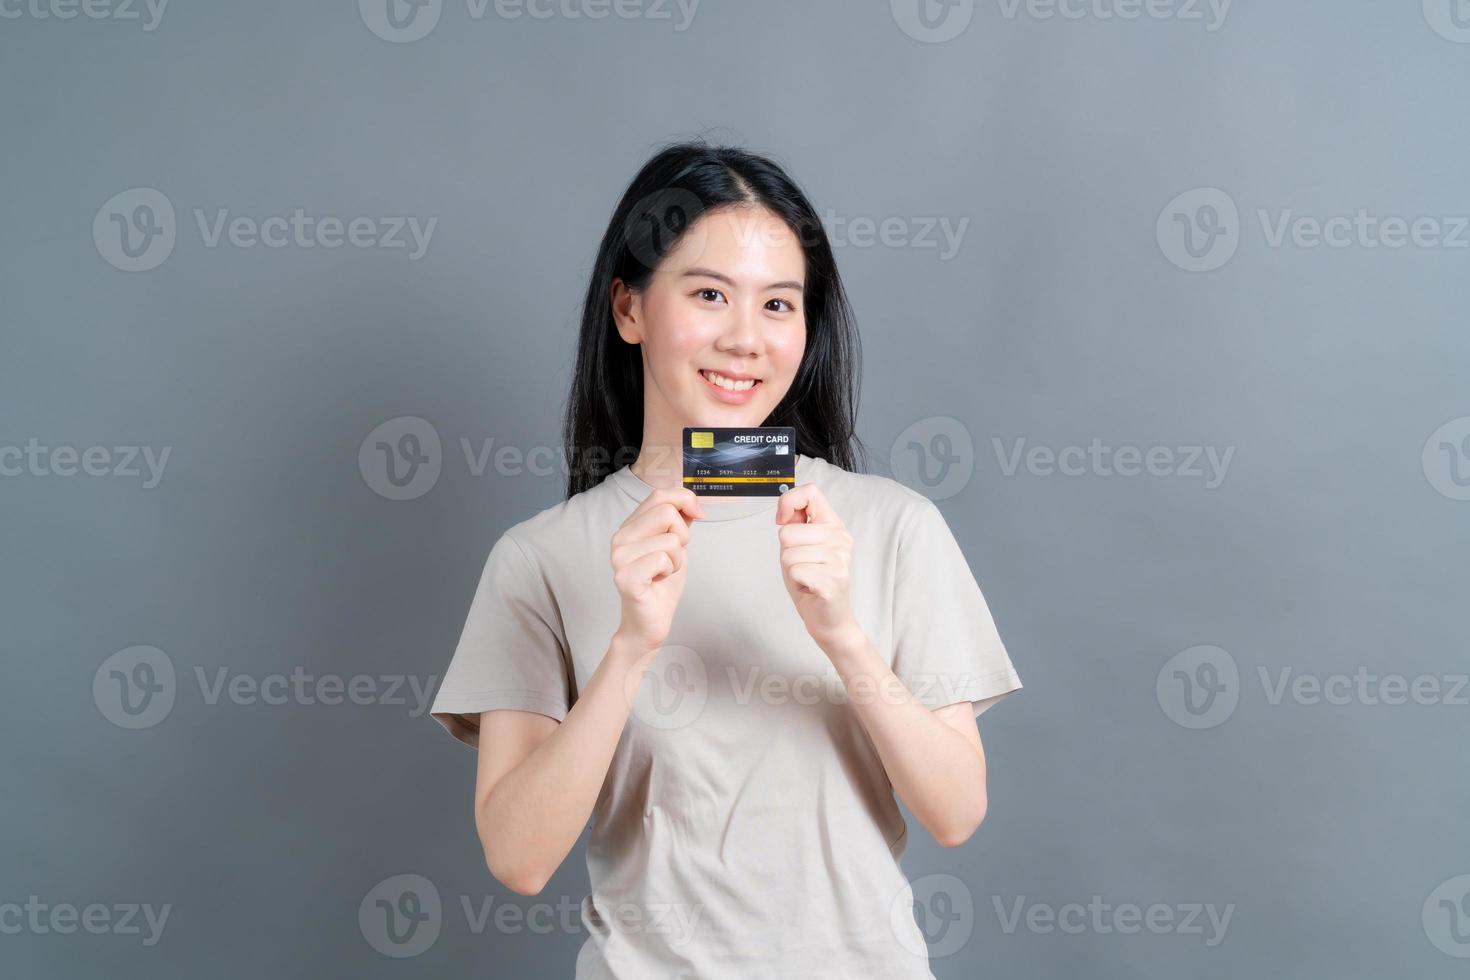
[613,204,807,439]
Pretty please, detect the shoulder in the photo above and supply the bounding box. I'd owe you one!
[496,472,626,569]
[808,457,936,538]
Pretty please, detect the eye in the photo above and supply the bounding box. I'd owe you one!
[767,297,797,313]
[694,287,726,304]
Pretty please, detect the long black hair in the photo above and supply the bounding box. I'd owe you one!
[561,139,869,499]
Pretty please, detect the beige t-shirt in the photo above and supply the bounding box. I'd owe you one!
[430,454,1023,979]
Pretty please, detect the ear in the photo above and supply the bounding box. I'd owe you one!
[610,278,644,345]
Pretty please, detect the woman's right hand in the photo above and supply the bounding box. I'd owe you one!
[610,486,704,657]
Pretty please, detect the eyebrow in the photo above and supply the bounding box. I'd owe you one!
[680,267,804,292]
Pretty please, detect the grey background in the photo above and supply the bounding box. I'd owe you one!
[3,0,1468,977]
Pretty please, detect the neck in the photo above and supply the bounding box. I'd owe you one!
[630,441,682,489]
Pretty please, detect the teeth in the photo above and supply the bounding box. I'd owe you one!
[702,370,757,392]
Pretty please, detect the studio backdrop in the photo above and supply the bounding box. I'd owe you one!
[3,1,1468,977]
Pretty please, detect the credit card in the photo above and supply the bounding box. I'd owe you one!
[682,426,797,497]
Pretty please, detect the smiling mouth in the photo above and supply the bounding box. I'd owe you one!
[699,369,762,392]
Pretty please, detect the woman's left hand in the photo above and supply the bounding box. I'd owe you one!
[775,484,861,649]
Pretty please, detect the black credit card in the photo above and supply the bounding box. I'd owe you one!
[682,426,797,497]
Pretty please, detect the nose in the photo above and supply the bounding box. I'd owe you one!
[713,302,764,358]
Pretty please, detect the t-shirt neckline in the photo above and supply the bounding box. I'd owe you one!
[611,454,820,521]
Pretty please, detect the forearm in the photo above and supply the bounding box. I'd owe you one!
[477,632,653,892]
[819,626,989,847]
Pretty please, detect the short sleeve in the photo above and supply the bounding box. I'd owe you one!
[890,498,1022,718]
[429,531,574,748]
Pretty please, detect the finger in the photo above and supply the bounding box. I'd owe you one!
[777,522,848,548]
[774,484,814,525]
[632,486,705,523]
[775,483,838,526]
[779,545,831,571]
[624,548,678,590]
[786,562,833,596]
[618,531,687,574]
[621,501,695,546]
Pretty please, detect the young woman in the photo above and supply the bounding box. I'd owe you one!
[430,141,1023,978]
